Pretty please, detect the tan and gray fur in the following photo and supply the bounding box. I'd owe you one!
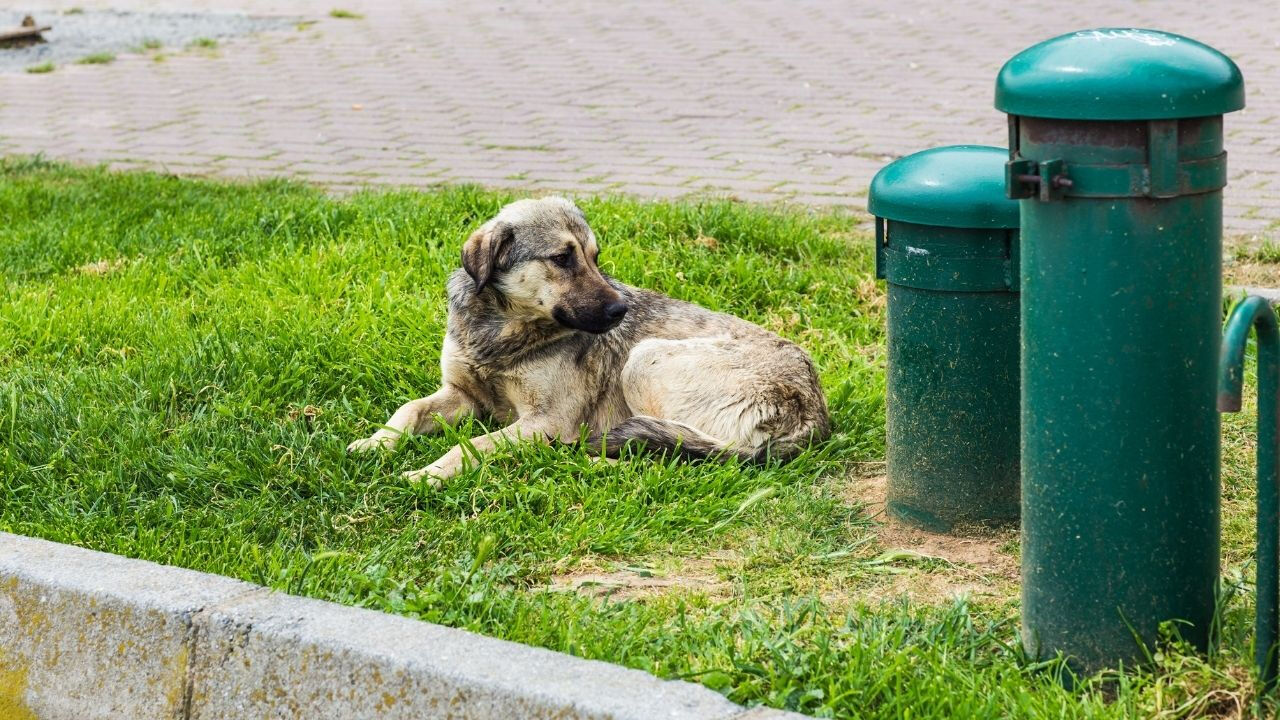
[348,197,830,485]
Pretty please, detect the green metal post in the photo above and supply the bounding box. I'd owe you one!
[869,146,1021,533]
[996,28,1245,673]
[1218,296,1280,694]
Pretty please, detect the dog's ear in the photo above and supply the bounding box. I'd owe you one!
[461,221,515,291]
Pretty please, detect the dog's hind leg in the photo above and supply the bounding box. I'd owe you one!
[605,336,827,462]
[347,386,475,454]
[587,415,756,462]
[612,337,769,455]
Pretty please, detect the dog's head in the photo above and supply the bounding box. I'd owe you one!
[461,197,628,334]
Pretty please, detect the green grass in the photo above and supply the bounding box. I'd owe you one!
[76,52,115,65]
[1237,241,1280,265]
[24,62,54,74]
[135,38,163,52]
[329,8,364,19]
[188,37,218,50]
[0,157,1271,717]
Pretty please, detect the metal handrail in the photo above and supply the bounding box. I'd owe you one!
[1218,295,1280,692]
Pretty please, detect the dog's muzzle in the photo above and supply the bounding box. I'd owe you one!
[554,301,628,334]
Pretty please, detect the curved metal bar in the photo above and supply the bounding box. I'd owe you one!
[1218,295,1280,692]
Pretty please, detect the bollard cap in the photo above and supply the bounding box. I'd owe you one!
[868,145,1019,229]
[995,29,1244,121]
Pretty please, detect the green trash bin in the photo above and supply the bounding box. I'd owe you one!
[869,145,1021,533]
[997,28,1245,673]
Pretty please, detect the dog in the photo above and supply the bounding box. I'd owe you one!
[347,197,830,485]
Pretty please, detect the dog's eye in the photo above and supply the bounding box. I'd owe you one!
[550,251,576,269]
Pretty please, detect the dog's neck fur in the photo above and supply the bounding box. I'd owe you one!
[445,269,590,369]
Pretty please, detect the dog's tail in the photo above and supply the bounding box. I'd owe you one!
[586,415,764,463]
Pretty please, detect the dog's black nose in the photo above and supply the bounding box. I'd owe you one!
[604,301,629,322]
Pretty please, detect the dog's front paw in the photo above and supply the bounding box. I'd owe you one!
[403,453,461,487]
[402,466,446,489]
[347,434,396,454]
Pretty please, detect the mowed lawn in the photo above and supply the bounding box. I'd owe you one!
[0,157,1272,718]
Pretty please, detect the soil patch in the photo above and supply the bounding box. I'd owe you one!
[1225,259,1280,289]
[550,556,732,601]
[76,257,127,276]
[843,470,1019,606]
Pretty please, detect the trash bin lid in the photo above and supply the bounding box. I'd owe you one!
[868,145,1019,229]
[995,28,1244,120]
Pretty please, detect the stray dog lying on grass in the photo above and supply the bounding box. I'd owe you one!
[348,197,830,485]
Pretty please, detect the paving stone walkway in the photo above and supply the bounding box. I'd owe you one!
[2,0,1278,238]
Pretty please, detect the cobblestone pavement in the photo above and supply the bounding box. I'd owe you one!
[2,1,1277,238]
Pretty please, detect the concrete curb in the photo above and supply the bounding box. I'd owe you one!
[0,533,807,719]
[1228,285,1280,306]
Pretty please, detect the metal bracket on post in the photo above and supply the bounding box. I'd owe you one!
[1218,295,1280,698]
[1006,159,1036,199]
[1006,158,1073,201]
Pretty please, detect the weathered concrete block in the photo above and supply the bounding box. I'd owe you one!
[0,532,808,720]
[189,590,744,719]
[0,532,260,720]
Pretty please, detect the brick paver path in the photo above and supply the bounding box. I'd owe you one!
[3,1,1278,238]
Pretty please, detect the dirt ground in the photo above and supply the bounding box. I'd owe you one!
[549,556,732,602]
[1225,259,1280,288]
[549,469,1020,609]
[842,472,1019,606]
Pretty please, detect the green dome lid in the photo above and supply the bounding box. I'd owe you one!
[868,145,1018,229]
[995,28,1244,120]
